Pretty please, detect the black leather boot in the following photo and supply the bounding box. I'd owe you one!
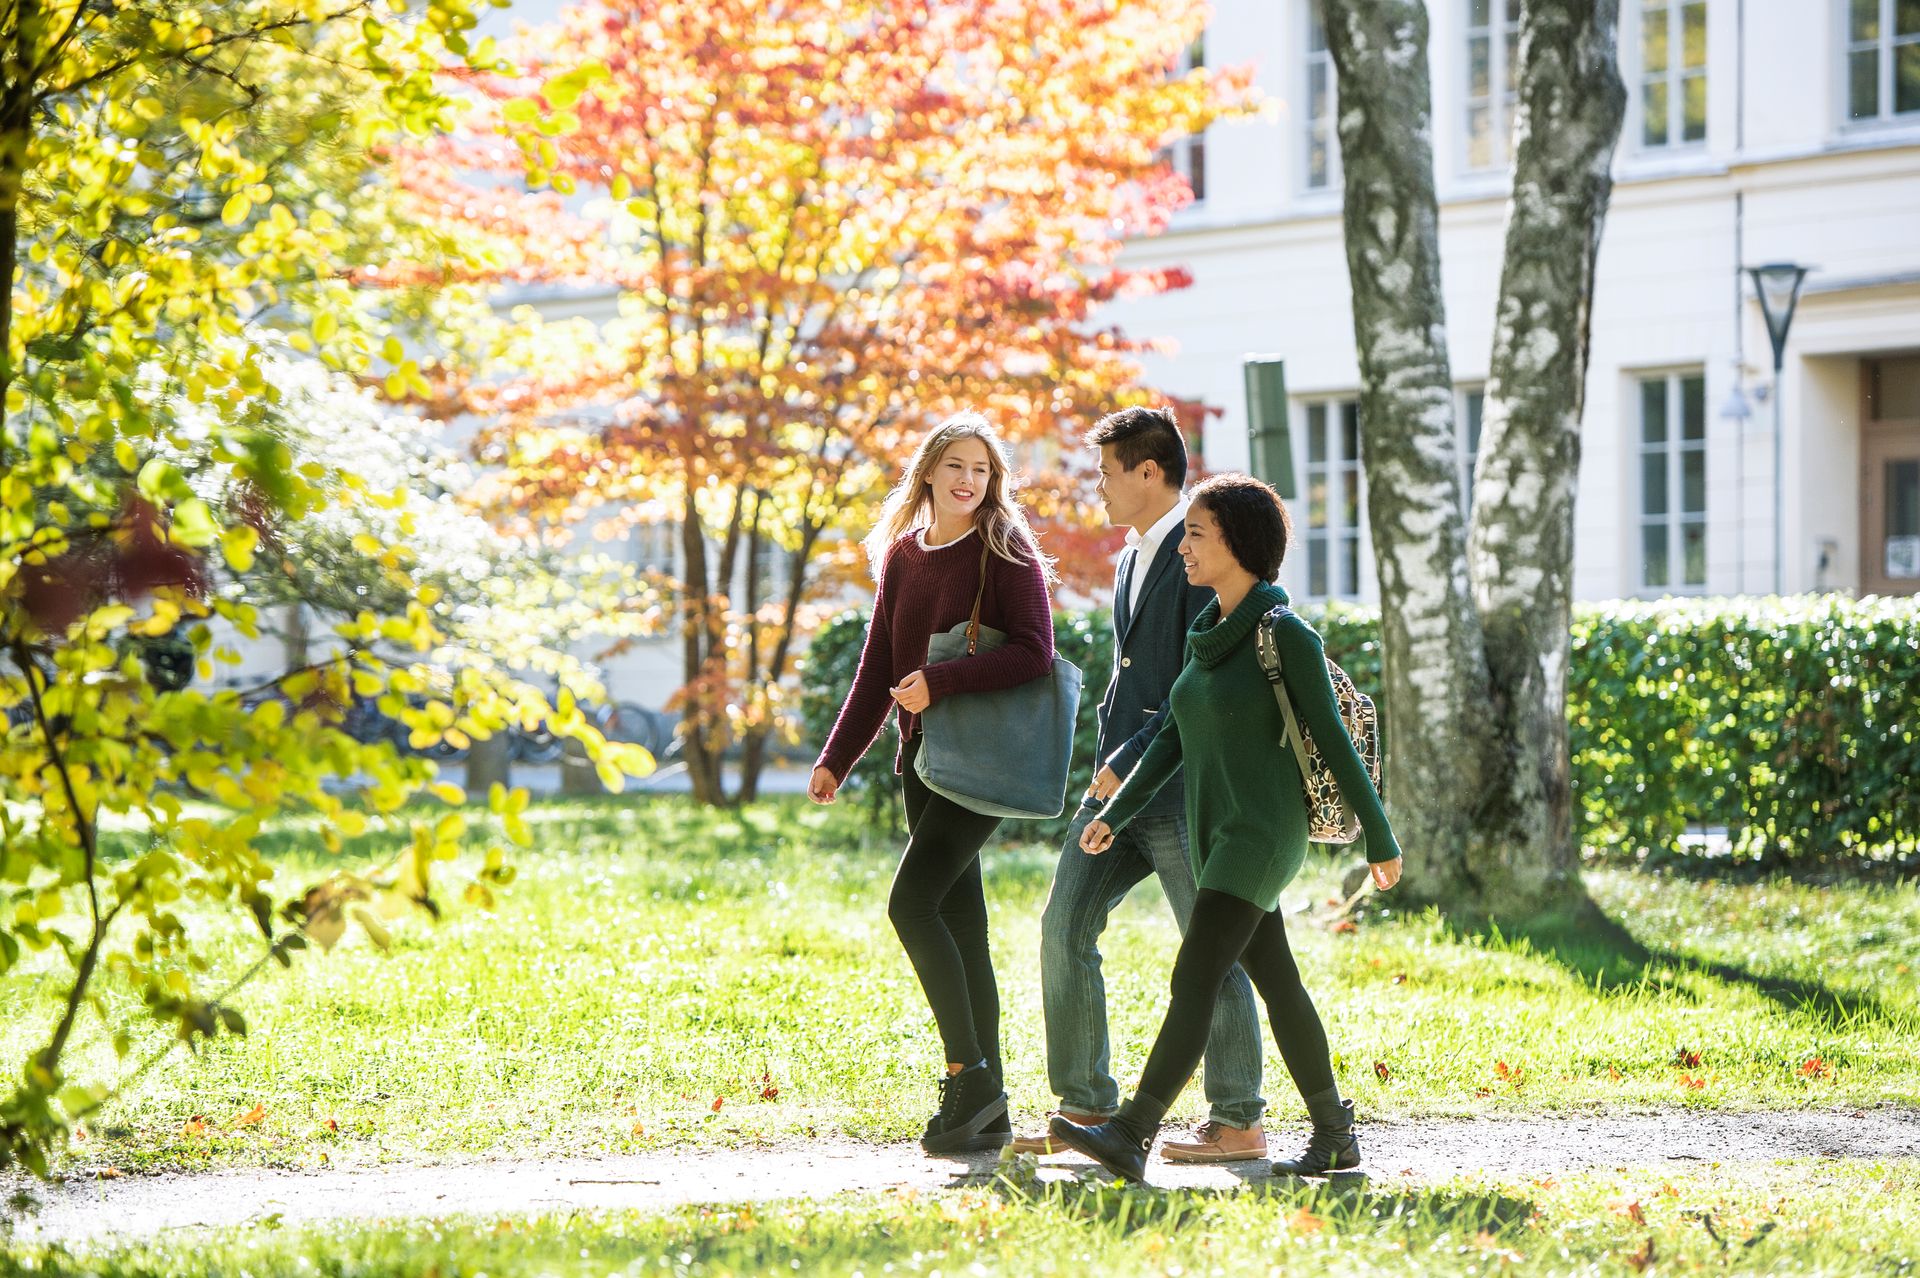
[1048,1093,1168,1184]
[1270,1094,1361,1177]
[921,1061,1011,1154]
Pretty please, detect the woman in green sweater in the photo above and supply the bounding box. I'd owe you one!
[1052,473,1403,1184]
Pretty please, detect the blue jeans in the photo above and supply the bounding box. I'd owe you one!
[1039,806,1266,1127]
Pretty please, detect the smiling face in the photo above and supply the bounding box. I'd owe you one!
[1094,443,1161,530]
[1178,502,1244,593]
[927,435,995,525]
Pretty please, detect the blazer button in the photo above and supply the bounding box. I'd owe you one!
[1120,657,1132,667]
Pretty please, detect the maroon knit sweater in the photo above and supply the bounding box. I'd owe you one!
[816,528,1056,783]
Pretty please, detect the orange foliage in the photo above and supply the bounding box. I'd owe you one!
[400,0,1258,797]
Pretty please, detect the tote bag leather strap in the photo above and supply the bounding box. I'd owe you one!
[965,543,990,655]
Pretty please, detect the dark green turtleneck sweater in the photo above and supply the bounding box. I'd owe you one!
[1096,580,1401,911]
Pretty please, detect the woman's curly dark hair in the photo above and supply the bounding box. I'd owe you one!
[1188,473,1294,582]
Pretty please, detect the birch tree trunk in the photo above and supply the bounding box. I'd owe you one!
[1321,0,1625,921]
[1467,0,1626,916]
[1320,0,1497,908]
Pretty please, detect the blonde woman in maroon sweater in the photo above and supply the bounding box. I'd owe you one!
[810,411,1058,1155]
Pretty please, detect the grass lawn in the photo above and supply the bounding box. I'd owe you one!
[3,795,1916,1274]
[10,797,1917,1168]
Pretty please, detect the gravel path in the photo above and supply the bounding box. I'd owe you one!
[9,1106,1917,1245]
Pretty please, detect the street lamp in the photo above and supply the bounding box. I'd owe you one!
[1718,364,1755,594]
[1748,262,1808,594]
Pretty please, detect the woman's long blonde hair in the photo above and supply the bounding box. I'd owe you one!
[864,411,1058,584]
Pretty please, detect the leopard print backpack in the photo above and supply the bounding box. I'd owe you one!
[1253,606,1384,845]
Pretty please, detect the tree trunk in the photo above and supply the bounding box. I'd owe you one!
[465,730,510,794]
[1466,0,1626,921]
[1321,0,1496,909]
[1322,0,1625,923]
[677,481,730,805]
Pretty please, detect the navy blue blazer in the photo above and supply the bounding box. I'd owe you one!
[1086,513,1212,818]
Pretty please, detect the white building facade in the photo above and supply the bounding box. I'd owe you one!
[1098,0,1920,604]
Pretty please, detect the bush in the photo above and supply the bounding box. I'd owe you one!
[803,597,1920,867]
[1569,595,1919,866]
[1306,596,1920,867]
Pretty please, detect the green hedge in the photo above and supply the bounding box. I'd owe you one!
[1302,595,1919,866]
[801,596,1920,866]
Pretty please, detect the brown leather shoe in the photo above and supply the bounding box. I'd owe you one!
[1008,1110,1103,1155]
[1160,1120,1268,1164]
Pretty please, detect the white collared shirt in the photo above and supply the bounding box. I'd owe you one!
[1125,497,1187,616]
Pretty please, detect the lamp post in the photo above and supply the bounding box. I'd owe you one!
[1718,367,1754,594]
[1748,263,1808,595]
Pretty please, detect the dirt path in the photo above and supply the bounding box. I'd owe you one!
[10,1106,1917,1245]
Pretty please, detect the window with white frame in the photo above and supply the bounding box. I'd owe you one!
[1303,399,1364,600]
[1305,0,1340,190]
[634,519,677,575]
[1465,0,1521,170]
[1637,0,1707,147]
[1457,386,1485,513]
[1638,373,1707,592]
[1846,0,1920,123]
[1161,35,1208,201]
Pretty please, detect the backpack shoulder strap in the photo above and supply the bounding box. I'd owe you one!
[1256,607,1316,784]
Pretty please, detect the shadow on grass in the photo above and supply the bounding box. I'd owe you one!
[981,1168,1535,1236]
[1471,902,1914,1035]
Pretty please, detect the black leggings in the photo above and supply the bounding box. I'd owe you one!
[891,735,1005,1072]
[1138,888,1336,1108]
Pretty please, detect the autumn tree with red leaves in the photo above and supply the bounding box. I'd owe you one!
[416,0,1256,804]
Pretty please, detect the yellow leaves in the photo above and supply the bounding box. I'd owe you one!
[220,192,253,226]
[221,525,259,573]
[487,782,534,846]
[429,781,466,805]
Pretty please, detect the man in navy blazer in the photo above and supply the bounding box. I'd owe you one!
[1011,407,1267,1162]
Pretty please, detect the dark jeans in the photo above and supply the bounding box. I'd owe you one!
[891,734,1005,1073]
[1040,806,1265,1126]
[1137,888,1337,1111]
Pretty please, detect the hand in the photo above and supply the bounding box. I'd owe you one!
[808,766,840,805]
[1079,819,1114,855]
[1084,765,1122,803]
[1370,856,1403,891]
[890,670,931,713]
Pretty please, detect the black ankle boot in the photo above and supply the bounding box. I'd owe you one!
[1270,1096,1361,1177]
[921,1062,1010,1154]
[1048,1094,1167,1184]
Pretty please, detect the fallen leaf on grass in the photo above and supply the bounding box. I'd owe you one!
[1679,1071,1707,1090]
[1626,1237,1657,1272]
[1471,1232,1523,1263]
[96,1168,123,1180]
[233,1104,267,1128]
[1330,919,1357,934]
[1607,1065,1624,1082]
[1287,1207,1324,1234]
[319,1118,339,1134]
[1673,1048,1702,1069]
[1797,1056,1832,1080]
[631,1121,646,1137]
[182,1116,208,1138]
[1373,1060,1391,1082]
[711,1096,724,1112]
[1612,1199,1648,1226]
